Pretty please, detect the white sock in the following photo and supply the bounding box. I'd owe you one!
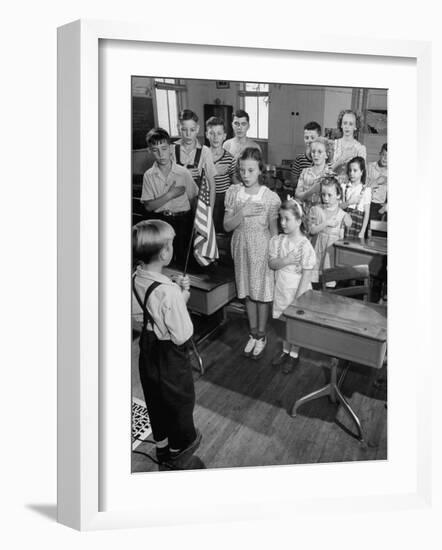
[289,345,299,358]
[282,341,290,354]
[155,438,168,449]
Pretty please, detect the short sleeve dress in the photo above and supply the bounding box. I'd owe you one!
[308,205,347,282]
[331,139,367,184]
[225,184,281,302]
[268,234,316,319]
[296,165,328,215]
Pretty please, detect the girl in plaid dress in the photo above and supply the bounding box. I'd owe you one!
[342,156,371,239]
[224,148,281,360]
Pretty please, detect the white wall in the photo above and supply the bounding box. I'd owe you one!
[323,87,353,129]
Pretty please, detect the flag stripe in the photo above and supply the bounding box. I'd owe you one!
[193,171,218,266]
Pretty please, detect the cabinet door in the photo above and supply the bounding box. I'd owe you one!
[268,85,324,165]
[290,87,325,156]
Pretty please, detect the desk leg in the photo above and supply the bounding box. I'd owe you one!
[190,338,204,376]
[290,358,364,443]
[334,385,363,442]
[191,307,228,375]
[290,384,332,417]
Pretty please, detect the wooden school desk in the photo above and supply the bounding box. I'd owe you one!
[333,236,387,278]
[284,290,387,442]
[163,266,237,374]
[163,265,236,317]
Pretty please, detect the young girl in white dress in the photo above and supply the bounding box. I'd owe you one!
[224,147,281,360]
[331,110,366,185]
[269,199,316,373]
[309,176,352,283]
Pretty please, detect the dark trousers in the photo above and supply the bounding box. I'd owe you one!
[147,211,193,269]
[213,192,226,234]
[138,330,196,449]
[370,202,387,221]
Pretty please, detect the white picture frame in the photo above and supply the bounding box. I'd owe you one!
[57,19,433,531]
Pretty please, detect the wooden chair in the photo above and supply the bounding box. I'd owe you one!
[369,220,388,302]
[369,219,387,237]
[320,264,371,302]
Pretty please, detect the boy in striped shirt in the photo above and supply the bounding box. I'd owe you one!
[287,121,322,196]
[205,116,236,233]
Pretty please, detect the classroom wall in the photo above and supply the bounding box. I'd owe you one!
[132,78,388,166]
[184,79,240,132]
[323,87,353,130]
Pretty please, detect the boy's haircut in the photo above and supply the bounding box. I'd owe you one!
[133,220,175,264]
[380,143,388,153]
[233,109,250,122]
[146,127,171,147]
[319,175,342,199]
[205,116,226,131]
[336,109,362,133]
[179,109,199,123]
[346,156,367,185]
[304,121,322,134]
[280,199,308,235]
[239,147,264,172]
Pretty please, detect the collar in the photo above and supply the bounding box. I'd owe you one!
[152,161,182,177]
[213,149,226,162]
[238,184,266,200]
[135,266,174,285]
[176,139,202,151]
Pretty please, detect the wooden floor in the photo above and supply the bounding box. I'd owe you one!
[131,307,387,473]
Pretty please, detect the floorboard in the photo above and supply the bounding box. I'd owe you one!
[131,308,387,473]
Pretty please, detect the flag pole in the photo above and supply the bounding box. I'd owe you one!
[183,224,195,277]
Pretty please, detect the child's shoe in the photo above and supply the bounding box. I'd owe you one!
[243,334,257,357]
[168,430,202,464]
[252,336,267,360]
[271,350,290,367]
[155,445,170,464]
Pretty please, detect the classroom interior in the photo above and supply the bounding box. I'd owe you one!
[131,77,388,472]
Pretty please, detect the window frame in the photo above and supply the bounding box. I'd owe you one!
[239,82,270,140]
[152,78,186,138]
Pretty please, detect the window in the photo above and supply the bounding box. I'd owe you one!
[240,83,269,140]
[154,78,185,137]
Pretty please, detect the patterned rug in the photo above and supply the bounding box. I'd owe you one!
[132,397,152,450]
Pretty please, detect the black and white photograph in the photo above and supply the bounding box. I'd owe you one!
[130,76,388,472]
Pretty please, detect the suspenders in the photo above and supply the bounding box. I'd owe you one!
[175,144,203,186]
[175,144,202,169]
[132,276,162,332]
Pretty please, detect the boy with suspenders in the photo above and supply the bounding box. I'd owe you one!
[172,109,217,209]
[132,220,201,466]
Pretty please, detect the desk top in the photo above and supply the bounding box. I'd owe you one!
[163,266,236,292]
[284,290,387,342]
[334,237,387,255]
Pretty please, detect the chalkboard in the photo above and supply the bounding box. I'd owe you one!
[132,96,154,149]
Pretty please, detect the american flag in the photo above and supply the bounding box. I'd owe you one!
[193,170,219,266]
